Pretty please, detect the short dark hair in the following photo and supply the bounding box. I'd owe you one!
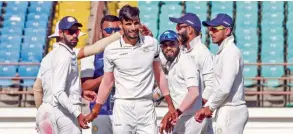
[119,5,140,22]
[100,15,119,28]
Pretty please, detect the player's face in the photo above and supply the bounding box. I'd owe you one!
[208,26,228,44]
[121,17,141,39]
[101,21,120,38]
[59,25,80,48]
[161,40,180,62]
[176,23,190,45]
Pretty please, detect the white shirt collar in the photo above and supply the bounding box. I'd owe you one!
[189,36,202,49]
[119,34,144,47]
[58,42,75,54]
[217,35,235,54]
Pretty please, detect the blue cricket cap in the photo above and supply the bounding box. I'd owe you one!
[159,30,178,44]
[59,16,82,30]
[202,13,233,28]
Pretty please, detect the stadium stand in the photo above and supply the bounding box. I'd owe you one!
[0,1,293,108]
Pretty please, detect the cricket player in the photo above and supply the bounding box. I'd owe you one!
[169,13,214,134]
[33,17,122,134]
[158,30,203,134]
[195,13,249,134]
[33,21,91,134]
[80,15,120,134]
[84,5,177,134]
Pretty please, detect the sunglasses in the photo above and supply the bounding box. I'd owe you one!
[63,29,80,35]
[103,27,121,34]
[208,26,226,33]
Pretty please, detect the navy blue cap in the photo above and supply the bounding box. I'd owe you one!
[202,13,233,28]
[59,16,82,30]
[169,13,201,33]
[159,30,178,44]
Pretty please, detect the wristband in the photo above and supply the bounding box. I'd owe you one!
[176,109,183,116]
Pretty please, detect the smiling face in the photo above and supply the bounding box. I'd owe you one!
[121,16,141,39]
[161,40,180,62]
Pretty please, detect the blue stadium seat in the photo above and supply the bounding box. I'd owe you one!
[209,44,219,55]
[211,1,233,17]
[237,1,258,13]
[236,13,258,28]
[142,20,158,38]
[1,27,23,35]
[23,35,46,46]
[28,6,51,14]
[22,43,43,51]
[242,50,257,63]
[20,50,43,62]
[288,1,293,13]
[18,65,39,87]
[30,1,53,8]
[27,13,49,21]
[287,57,293,71]
[0,51,20,61]
[0,35,22,45]
[5,6,27,14]
[261,66,284,87]
[25,20,47,28]
[138,1,159,6]
[6,1,29,10]
[25,28,47,36]
[3,20,25,29]
[262,1,284,13]
[0,66,17,87]
[0,43,21,52]
[3,13,26,22]
[186,1,208,15]
[163,1,181,5]
[243,65,258,87]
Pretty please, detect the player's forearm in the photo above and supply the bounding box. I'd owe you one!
[81,76,103,91]
[77,32,121,59]
[206,88,229,111]
[153,62,170,96]
[179,86,199,113]
[54,91,81,118]
[33,78,43,109]
[95,73,114,105]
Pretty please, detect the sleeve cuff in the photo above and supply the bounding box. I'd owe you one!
[186,78,198,88]
[73,108,82,118]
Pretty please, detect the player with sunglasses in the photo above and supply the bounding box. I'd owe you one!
[169,12,215,134]
[195,13,248,134]
[159,30,203,134]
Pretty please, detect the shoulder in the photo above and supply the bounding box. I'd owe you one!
[142,36,159,47]
[105,40,121,52]
[224,44,241,58]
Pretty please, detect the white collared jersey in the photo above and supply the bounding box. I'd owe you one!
[206,36,246,111]
[103,35,160,99]
[167,52,201,116]
[50,42,82,118]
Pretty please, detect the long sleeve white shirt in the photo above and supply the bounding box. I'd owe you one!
[50,42,82,118]
[206,36,246,111]
[183,36,214,100]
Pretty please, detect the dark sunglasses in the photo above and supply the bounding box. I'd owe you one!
[208,26,226,33]
[63,29,80,35]
[103,27,121,34]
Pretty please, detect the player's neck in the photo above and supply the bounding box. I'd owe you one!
[186,34,197,50]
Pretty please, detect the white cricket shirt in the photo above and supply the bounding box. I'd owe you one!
[103,35,160,99]
[183,36,214,100]
[50,42,82,118]
[206,36,246,111]
[167,52,201,116]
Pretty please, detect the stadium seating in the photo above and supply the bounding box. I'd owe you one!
[159,2,182,34]
[139,1,159,37]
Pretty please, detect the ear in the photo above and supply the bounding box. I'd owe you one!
[118,21,122,29]
[225,28,232,36]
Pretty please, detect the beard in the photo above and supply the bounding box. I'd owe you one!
[178,31,189,45]
[64,35,78,48]
[163,47,180,63]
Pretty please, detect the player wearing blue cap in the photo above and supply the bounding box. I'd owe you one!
[169,12,215,134]
[195,13,248,134]
[159,30,203,134]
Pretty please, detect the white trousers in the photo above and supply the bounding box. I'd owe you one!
[51,105,82,134]
[201,117,214,134]
[214,105,248,134]
[113,99,157,134]
[173,115,205,134]
[36,103,54,134]
[92,115,113,134]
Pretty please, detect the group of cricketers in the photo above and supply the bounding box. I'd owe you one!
[33,4,249,134]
